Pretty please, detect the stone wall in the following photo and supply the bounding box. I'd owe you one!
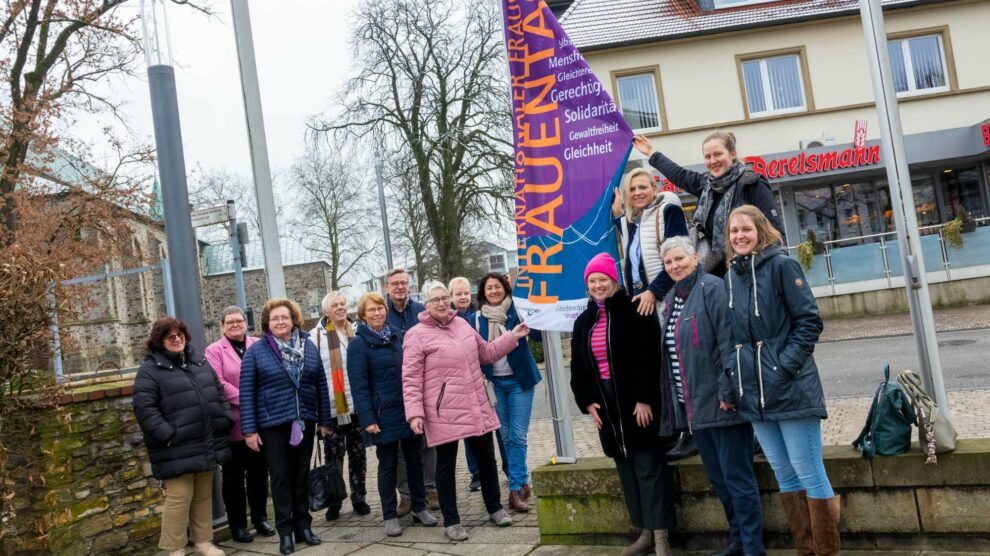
[533,439,990,552]
[4,381,164,555]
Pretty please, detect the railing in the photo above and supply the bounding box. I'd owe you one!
[787,217,990,296]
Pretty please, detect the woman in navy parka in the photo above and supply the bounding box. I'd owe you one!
[723,205,839,556]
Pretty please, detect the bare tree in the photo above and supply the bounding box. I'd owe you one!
[291,144,377,290]
[188,165,276,244]
[382,148,433,287]
[311,0,513,282]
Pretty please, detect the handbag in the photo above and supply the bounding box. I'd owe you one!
[475,313,499,408]
[896,369,957,463]
[308,442,347,511]
[852,364,917,458]
[689,223,721,274]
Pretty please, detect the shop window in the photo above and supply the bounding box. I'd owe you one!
[740,53,808,117]
[887,34,949,96]
[794,186,835,242]
[615,70,662,131]
[941,167,986,220]
[834,182,893,242]
[911,177,941,229]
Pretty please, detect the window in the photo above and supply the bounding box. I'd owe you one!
[741,53,808,117]
[942,167,986,220]
[489,253,506,272]
[615,72,662,130]
[887,34,948,96]
[714,0,774,7]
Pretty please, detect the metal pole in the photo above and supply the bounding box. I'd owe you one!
[543,331,576,463]
[230,0,286,299]
[147,64,207,353]
[227,200,248,310]
[48,284,66,384]
[859,0,949,414]
[374,156,394,270]
[160,257,176,317]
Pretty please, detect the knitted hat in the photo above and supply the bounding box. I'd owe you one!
[584,252,619,283]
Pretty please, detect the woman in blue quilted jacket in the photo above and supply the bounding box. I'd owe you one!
[240,298,332,555]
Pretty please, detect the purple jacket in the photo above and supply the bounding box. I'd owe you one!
[402,311,517,447]
[204,335,258,441]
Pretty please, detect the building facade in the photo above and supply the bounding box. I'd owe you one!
[560,0,990,305]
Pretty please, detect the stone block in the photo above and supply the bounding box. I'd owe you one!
[872,438,990,487]
[822,445,874,488]
[129,515,161,541]
[532,458,622,497]
[917,487,990,533]
[535,494,633,535]
[77,512,113,538]
[673,457,713,492]
[842,490,919,533]
[92,529,129,553]
[112,513,132,527]
[674,493,730,532]
[759,493,789,534]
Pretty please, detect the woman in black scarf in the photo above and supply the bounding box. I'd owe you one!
[633,131,784,278]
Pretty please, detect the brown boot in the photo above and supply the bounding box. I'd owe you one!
[509,489,529,512]
[778,491,814,555]
[653,529,672,556]
[807,495,841,556]
[620,528,654,556]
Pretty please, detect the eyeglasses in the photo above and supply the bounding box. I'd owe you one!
[224,319,245,326]
[164,333,184,343]
[389,280,409,287]
[427,296,451,305]
[269,316,293,323]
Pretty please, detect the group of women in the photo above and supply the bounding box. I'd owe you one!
[569,131,839,556]
[133,270,543,554]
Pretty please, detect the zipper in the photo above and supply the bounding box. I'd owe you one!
[756,340,766,414]
[673,309,693,432]
[604,312,628,457]
[436,382,447,417]
[735,344,744,398]
[691,317,698,349]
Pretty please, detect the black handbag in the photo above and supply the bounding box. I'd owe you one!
[308,442,347,511]
[852,364,917,458]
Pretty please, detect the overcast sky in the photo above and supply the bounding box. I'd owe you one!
[102,0,360,180]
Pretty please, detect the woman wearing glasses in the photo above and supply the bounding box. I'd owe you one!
[402,281,530,541]
[133,317,234,556]
[239,298,332,555]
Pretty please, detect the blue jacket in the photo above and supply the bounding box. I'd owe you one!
[387,297,425,340]
[660,267,747,431]
[239,330,332,434]
[467,303,542,391]
[725,247,827,422]
[346,324,414,445]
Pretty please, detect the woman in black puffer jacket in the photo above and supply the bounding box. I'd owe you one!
[133,317,233,556]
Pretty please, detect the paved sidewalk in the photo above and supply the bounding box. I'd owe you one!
[214,304,990,556]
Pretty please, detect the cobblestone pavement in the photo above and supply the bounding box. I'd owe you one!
[215,305,990,555]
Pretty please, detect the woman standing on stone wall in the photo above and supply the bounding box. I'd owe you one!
[569,253,676,556]
[133,317,233,556]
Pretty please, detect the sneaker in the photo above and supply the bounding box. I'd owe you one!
[489,509,513,527]
[412,509,438,526]
[445,523,469,541]
[193,542,225,556]
[384,517,402,537]
[426,490,440,511]
[396,496,412,517]
[468,474,481,492]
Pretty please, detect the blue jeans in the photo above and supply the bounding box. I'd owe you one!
[752,418,834,499]
[491,375,535,491]
[464,430,507,477]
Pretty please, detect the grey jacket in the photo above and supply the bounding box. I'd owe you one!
[661,268,747,431]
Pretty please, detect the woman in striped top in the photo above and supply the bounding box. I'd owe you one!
[569,253,676,556]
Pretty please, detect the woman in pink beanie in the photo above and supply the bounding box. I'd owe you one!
[569,252,677,556]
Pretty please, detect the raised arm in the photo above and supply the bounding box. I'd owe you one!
[475,327,523,365]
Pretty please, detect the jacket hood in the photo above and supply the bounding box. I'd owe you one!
[730,245,787,276]
[145,346,203,369]
[417,309,456,327]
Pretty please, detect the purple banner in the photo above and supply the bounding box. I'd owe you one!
[502,0,633,331]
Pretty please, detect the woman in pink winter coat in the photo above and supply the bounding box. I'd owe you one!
[402,281,530,542]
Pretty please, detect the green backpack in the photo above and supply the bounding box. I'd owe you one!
[852,364,917,457]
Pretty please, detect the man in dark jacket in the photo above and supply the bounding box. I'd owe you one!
[383,268,436,513]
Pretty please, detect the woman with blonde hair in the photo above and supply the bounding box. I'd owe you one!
[724,205,838,555]
[310,291,369,521]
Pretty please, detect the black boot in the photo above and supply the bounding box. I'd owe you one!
[352,497,371,515]
[325,504,341,521]
[295,528,322,546]
[230,527,254,543]
[666,432,698,461]
[254,520,276,537]
[278,534,295,555]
